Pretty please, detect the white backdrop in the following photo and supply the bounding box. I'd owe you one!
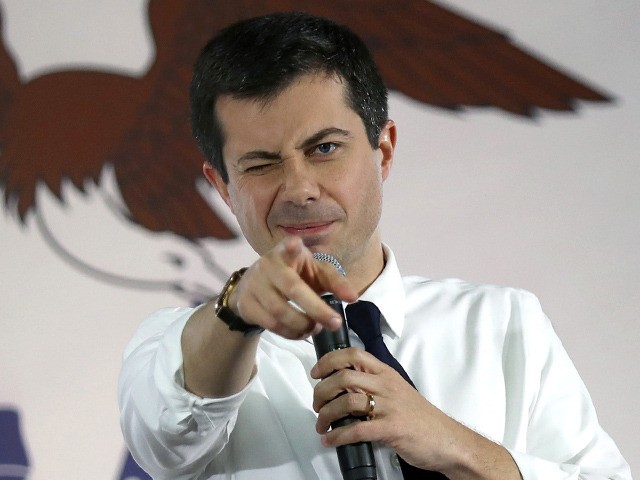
[0,1,637,478]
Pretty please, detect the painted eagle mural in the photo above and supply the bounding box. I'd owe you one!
[0,2,619,478]
[0,0,611,300]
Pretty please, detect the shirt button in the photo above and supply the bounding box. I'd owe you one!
[390,453,401,470]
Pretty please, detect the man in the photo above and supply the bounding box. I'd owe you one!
[118,12,631,480]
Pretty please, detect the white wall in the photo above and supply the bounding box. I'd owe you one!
[0,1,637,477]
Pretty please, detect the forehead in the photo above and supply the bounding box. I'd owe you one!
[214,73,363,155]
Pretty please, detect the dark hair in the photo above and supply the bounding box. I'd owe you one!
[190,12,388,182]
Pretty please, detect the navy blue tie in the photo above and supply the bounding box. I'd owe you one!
[346,301,448,480]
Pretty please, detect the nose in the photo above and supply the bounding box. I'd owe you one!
[279,158,320,206]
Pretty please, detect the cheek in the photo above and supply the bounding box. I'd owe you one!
[231,181,274,226]
[339,162,383,216]
[351,156,383,195]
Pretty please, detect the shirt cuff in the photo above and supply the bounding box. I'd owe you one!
[508,449,579,480]
[153,306,257,437]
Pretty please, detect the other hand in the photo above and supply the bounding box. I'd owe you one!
[311,347,463,472]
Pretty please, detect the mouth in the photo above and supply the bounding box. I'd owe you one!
[279,221,334,237]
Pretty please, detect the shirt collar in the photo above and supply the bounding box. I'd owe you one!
[356,243,405,338]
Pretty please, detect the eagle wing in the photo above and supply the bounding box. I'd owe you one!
[2,1,611,239]
[147,0,610,116]
[109,0,614,239]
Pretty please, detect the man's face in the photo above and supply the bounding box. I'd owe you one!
[206,72,395,281]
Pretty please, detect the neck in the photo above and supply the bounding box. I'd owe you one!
[343,239,385,297]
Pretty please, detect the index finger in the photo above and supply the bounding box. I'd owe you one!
[270,264,347,332]
[276,238,358,322]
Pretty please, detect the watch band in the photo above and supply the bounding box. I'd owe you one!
[214,268,264,337]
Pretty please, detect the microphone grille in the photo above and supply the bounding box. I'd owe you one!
[312,252,346,276]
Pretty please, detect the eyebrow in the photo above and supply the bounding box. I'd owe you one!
[236,127,353,164]
[296,127,353,151]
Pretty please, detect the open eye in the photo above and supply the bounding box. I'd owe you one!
[314,142,337,155]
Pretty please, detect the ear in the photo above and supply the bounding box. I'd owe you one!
[377,120,396,181]
[203,162,234,212]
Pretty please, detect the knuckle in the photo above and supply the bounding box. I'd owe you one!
[334,369,351,384]
[345,393,361,411]
[313,382,323,398]
[282,274,304,298]
[352,348,368,362]
[253,257,269,277]
[234,296,256,323]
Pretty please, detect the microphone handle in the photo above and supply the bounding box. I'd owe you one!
[312,293,377,480]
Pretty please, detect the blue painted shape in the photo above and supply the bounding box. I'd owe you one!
[117,451,152,480]
[0,409,29,480]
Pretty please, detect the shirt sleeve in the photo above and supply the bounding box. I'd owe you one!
[504,292,631,480]
[117,307,255,479]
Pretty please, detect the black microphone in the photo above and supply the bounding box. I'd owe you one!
[312,252,377,480]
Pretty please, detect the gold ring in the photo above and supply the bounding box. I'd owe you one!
[366,393,376,420]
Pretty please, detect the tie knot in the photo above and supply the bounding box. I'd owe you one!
[346,301,382,343]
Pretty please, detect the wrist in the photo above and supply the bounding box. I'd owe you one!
[438,425,521,480]
[215,268,264,337]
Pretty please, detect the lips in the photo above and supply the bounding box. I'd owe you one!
[280,221,333,236]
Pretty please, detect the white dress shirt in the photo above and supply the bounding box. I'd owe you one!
[118,246,631,479]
